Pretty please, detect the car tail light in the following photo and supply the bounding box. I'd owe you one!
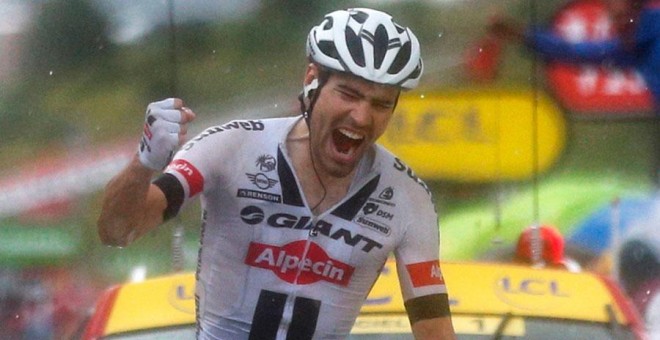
[597,275,647,340]
[81,285,122,340]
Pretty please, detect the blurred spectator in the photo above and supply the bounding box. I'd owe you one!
[488,0,660,186]
[514,224,582,272]
[0,267,101,340]
[21,280,54,340]
[0,269,26,339]
[489,0,660,108]
[616,201,660,337]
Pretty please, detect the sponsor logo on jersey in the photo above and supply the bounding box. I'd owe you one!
[245,240,355,286]
[167,159,204,197]
[255,154,276,172]
[246,173,278,189]
[369,187,396,207]
[361,202,394,220]
[406,260,444,288]
[239,206,383,253]
[368,197,396,207]
[355,216,391,236]
[393,158,431,195]
[237,189,282,203]
[357,203,392,235]
[379,187,394,200]
[182,120,265,150]
[240,206,266,224]
[362,202,378,215]
[240,206,312,229]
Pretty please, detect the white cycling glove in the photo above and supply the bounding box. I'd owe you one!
[138,98,182,171]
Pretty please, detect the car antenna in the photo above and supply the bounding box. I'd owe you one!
[167,0,185,273]
[528,0,544,267]
[609,197,621,278]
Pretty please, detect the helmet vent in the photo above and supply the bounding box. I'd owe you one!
[373,25,388,69]
[318,41,339,61]
[388,40,411,74]
[350,11,368,24]
[345,28,366,67]
[322,17,333,30]
[408,61,423,79]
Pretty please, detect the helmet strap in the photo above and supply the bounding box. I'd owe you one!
[300,78,319,122]
[299,67,331,126]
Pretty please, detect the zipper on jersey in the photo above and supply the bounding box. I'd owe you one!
[276,293,296,340]
[275,142,379,337]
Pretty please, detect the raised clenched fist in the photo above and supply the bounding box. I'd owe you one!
[138,98,195,171]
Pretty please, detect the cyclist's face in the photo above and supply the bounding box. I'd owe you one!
[305,65,399,178]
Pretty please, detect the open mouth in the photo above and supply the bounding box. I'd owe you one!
[332,128,364,155]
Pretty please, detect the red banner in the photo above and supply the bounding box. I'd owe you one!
[546,0,654,116]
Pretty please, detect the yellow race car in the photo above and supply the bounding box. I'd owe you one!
[81,260,646,339]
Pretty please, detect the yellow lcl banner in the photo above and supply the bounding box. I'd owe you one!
[380,89,566,182]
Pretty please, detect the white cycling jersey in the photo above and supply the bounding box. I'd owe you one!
[159,115,447,339]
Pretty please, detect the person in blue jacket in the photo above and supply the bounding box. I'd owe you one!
[490,0,660,109]
[489,0,660,186]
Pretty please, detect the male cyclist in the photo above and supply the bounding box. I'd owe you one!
[98,8,455,339]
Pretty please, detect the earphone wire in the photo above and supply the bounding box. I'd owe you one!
[306,111,328,214]
[301,76,329,215]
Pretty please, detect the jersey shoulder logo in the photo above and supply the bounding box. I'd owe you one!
[406,260,444,288]
[256,154,277,172]
[246,173,278,189]
[167,159,204,197]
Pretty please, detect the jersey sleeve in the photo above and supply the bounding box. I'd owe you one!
[392,184,452,323]
[393,186,446,302]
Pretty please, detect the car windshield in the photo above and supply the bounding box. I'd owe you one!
[103,326,196,340]
[349,313,635,340]
[89,316,636,340]
[348,316,637,340]
[348,325,637,340]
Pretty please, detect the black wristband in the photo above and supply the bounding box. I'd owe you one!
[152,173,184,221]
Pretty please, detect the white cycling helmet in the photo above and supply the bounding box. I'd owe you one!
[306,8,423,90]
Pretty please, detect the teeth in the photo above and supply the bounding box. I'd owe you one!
[338,128,363,140]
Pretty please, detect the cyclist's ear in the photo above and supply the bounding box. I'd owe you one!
[300,64,320,118]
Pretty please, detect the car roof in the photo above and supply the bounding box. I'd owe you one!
[85,260,642,337]
[102,272,195,334]
[365,261,630,322]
